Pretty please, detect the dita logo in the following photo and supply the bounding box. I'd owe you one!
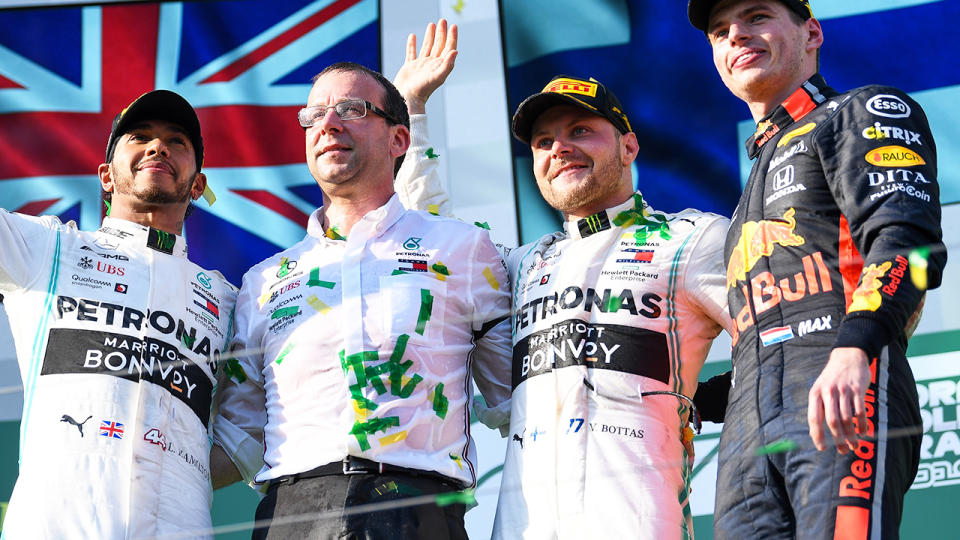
[61,414,93,437]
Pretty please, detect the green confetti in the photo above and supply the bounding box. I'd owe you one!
[474,221,490,230]
[349,384,379,411]
[224,358,247,384]
[342,350,379,387]
[606,295,622,312]
[271,306,300,319]
[180,332,196,349]
[103,199,111,216]
[425,147,440,159]
[386,335,422,397]
[307,267,335,289]
[755,438,798,455]
[277,257,294,278]
[391,269,408,276]
[274,343,294,364]
[613,193,672,244]
[326,226,345,241]
[365,365,388,394]
[431,263,450,276]
[908,247,930,291]
[415,289,433,335]
[432,383,449,419]
[436,489,476,507]
[350,416,399,451]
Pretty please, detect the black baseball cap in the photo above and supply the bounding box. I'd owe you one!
[688,0,812,32]
[105,89,204,171]
[511,75,633,144]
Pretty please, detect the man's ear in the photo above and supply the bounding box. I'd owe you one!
[621,132,640,167]
[98,163,114,193]
[190,172,208,201]
[805,17,824,53]
[390,124,411,159]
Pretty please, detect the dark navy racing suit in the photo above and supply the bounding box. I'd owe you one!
[715,74,946,540]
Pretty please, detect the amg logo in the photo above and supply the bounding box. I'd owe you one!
[797,315,832,337]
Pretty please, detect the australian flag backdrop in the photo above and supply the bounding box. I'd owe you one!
[1,1,959,538]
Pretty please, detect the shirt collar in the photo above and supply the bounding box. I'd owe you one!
[307,193,406,241]
[96,217,189,258]
[563,193,645,240]
[746,73,836,159]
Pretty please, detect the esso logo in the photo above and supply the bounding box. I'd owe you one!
[866,94,911,118]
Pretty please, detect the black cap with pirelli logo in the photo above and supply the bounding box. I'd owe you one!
[511,75,633,144]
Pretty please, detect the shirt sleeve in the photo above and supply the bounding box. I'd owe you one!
[0,210,60,293]
[466,228,513,435]
[816,87,946,357]
[682,214,734,336]
[394,114,453,217]
[211,273,268,484]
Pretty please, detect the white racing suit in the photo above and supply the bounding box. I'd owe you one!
[491,195,732,540]
[0,212,237,539]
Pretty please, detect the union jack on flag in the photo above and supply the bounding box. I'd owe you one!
[98,420,124,439]
[0,0,381,285]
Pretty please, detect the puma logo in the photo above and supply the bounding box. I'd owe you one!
[61,414,93,437]
[512,429,525,449]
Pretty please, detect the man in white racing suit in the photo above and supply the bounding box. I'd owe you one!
[212,23,513,539]
[400,75,733,539]
[0,90,237,539]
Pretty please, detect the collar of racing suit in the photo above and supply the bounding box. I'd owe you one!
[305,193,406,242]
[96,216,189,258]
[563,191,654,241]
[746,73,837,159]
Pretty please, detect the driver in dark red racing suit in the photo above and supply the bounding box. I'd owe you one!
[715,68,946,540]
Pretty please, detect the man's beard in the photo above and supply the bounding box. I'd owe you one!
[539,150,623,214]
[111,163,194,204]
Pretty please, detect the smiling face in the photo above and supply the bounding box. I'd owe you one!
[304,70,407,196]
[103,119,201,205]
[529,105,638,218]
[707,0,821,118]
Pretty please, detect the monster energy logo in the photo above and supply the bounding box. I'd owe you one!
[147,228,176,254]
[576,212,611,237]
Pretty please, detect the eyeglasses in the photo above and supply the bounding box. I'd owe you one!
[298,99,401,128]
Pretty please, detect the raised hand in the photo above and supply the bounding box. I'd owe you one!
[393,19,458,115]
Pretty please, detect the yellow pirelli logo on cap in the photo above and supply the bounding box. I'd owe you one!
[544,78,598,97]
